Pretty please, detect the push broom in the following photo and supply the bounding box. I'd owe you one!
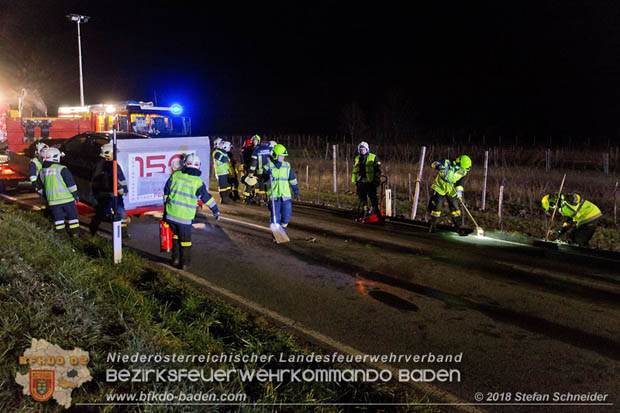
[449,182,484,237]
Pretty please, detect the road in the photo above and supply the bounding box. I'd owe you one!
[6,191,620,412]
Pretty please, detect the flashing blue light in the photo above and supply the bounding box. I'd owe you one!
[170,104,183,115]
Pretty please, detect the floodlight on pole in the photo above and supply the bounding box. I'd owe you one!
[66,13,90,106]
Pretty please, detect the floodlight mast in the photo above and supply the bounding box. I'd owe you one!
[66,14,90,106]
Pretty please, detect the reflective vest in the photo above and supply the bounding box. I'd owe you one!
[265,160,295,200]
[559,193,602,228]
[352,153,377,183]
[213,149,230,176]
[165,172,203,225]
[29,158,42,182]
[431,160,468,197]
[40,164,76,206]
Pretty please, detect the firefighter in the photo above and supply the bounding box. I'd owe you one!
[542,193,602,247]
[226,141,240,201]
[428,155,471,235]
[213,141,234,203]
[247,136,274,203]
[264,144,299,231]
[36,147,80,237]
[352,141,382,217]
[241,138,256,203]
[164,154,219,269]
[89,143,130,237]
[29,142,49,216]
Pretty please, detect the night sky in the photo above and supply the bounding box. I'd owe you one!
[2,1,620,140]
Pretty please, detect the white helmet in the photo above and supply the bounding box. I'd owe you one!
[185,154,201,169]
[35,142,49,156]
[358,141,370,153]
[44,147,62,163]
[222,141,232,151]
[213,138,222,147]
[100,143,114,160]
[268,140,277,148]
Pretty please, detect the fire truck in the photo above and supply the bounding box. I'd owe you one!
[0,101,192,191]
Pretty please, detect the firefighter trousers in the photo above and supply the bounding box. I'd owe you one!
[167,221,192,268]
[50,201,79,237]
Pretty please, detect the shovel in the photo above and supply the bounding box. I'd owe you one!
[449,182,484,237]
[266,163,290,244]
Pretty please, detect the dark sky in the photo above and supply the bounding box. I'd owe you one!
[3,1,620,139]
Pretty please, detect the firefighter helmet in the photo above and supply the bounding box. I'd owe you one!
[358,141,370,153]
[269,140,277,148]
[185,154,201,169]
[44,147,62,163]
[541,194,558,212]
[456,155,472,170]
[222,141,232,151]
[213,138,222,148]
[251,135,261,144]
[273,144,288,157]
[100,143,114,160]
[35,142,49,156]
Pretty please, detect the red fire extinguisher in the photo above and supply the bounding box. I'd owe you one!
[160,221,172,252]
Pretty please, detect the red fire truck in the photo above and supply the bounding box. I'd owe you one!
[0,101,191,191]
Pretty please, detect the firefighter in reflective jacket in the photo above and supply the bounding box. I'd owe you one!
[29,142,49,215]
[428,155,471,235]
[89,143,129,237]
[542,193,602,247]
[36,147,80,236]
[263,144,299,230]
[248,136,276,202]
[352,141,381,216]
[164,154,219,269]
[213,141,234,203]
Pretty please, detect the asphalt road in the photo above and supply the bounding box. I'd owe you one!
[122,199,620,413]
[6,190,620,412]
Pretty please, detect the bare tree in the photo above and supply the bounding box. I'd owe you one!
[340,101,370,143]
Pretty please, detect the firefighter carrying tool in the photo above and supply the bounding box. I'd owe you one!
[213,141,234,203]
[264,144,299,243]
[428,155,471,235]
[163,154,219,269]
[542,193,602,247]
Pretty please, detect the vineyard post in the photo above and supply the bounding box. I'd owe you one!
[498,181,504,231]
[305,165,309,190]
[482,150,489,211]
[411,146,426,220]
[614,181,618,226]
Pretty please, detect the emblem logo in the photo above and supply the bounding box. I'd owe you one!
[29,370,55,402]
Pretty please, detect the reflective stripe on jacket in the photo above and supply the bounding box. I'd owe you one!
[165,172,204,225]
[559,193,602,228]
[264,160,298,200]
[213,149,230,176]
[352,153,379,183]
[431,159,468,197]
[29,158,42,182]
[40,164,77,206]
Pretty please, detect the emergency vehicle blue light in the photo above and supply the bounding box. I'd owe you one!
[170,104,183,114]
